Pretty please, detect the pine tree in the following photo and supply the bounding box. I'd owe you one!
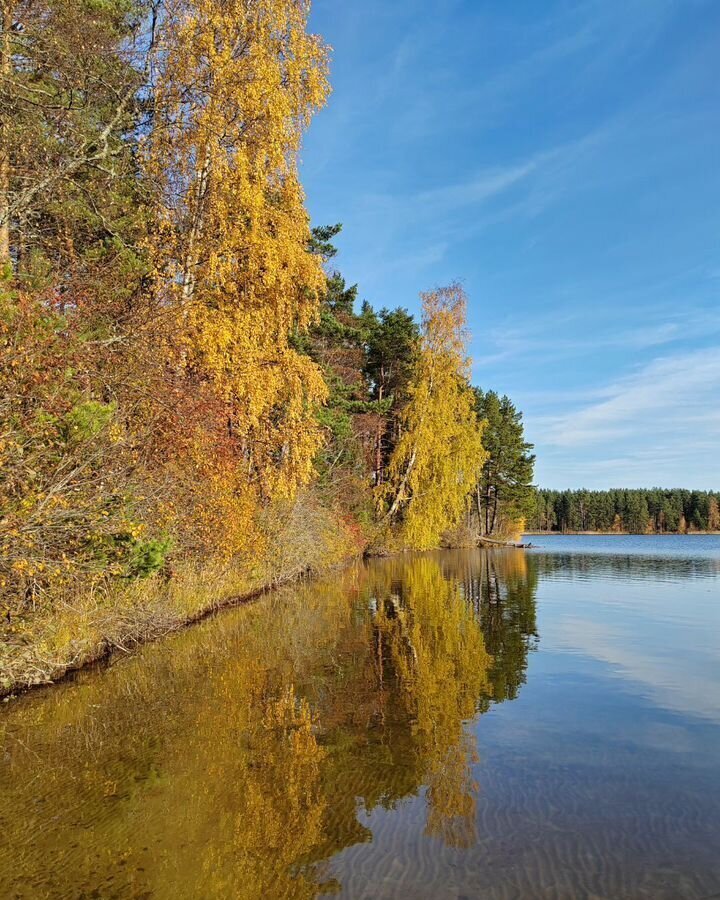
[1,0,150,281]
[472,390,535,536]
[625,491,650,533]
[364,307,419,483]
[708,496,720,531]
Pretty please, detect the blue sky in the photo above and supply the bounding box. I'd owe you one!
[302,0,720,490]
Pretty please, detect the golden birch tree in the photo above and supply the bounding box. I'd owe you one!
[380,284,486,549]
[146,0,330,499]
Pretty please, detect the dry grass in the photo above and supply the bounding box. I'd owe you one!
[0,493,365,698]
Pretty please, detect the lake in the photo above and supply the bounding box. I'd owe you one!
[1,536,719,899]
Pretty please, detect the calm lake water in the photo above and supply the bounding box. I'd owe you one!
[1,537,719,899]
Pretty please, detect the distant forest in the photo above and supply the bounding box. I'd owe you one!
[529,489,720,534]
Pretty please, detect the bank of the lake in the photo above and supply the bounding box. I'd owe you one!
[0,516,364,700]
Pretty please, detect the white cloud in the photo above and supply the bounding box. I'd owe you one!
[415,162,538,212]
[541,347,720,447]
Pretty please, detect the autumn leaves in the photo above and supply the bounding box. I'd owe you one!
[146,0,332,503]
[144,0,487,551]
[0,0,490,625]
[380,285,487,549]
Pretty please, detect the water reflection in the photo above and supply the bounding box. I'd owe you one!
[3,545,719,899]
[0,552,537,899]
[448,550,539,704]
[532,551,720,582]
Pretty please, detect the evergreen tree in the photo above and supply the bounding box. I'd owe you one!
[364,307,419,483]
[0,0,149,275]
[473,391,535,536]
[529,488,719,533]
[625,491,650,534]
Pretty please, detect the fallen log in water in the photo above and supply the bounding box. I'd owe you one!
[477,536,534,549]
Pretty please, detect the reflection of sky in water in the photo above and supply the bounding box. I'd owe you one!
[527,546,720,724]
[325,543,720,898]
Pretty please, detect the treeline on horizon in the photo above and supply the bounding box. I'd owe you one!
[530,488,720,534]
[0,0,535,688]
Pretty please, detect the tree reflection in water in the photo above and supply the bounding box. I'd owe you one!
[0,550,539,899]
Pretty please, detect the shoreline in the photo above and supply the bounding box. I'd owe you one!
[4,532,717,703]
[1,549,363,704]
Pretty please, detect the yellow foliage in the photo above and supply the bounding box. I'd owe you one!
[146,0,331,500]
[380,284,487,549]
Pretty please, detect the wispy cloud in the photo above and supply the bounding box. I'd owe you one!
[416,161,538,212]
[353,128,610,253]
[473,323,678,369]
[356,155,540,224]
[538,347,720,448]
[383,0,709,141]
[472,304,720,372]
